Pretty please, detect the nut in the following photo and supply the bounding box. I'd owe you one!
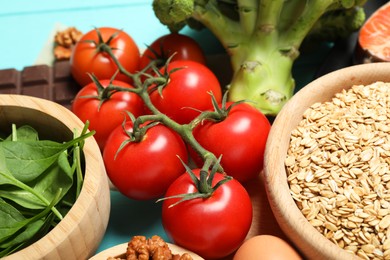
[53,27,83,60]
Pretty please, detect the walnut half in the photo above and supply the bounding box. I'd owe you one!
[53,27,83,60]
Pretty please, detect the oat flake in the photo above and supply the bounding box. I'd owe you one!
[286,82,390,260]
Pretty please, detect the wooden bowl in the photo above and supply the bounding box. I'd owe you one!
[264,62,390,260]
[0,94,110,260]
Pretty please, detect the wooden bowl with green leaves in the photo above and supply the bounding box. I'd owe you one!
[0,94,110,259]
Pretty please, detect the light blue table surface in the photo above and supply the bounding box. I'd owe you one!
[0,1,335,258]
[0,0,224,71]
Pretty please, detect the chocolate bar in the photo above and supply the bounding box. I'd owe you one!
[0,61,80,110]
[0,54,233,112]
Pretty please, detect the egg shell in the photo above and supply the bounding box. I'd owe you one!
[233,235,302,260]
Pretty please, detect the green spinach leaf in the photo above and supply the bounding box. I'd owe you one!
[0,123,94,257]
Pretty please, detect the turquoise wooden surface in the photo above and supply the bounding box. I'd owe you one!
[0,0,223,71]
[0,1,334,257]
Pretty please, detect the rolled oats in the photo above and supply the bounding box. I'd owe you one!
[286,82,390,259]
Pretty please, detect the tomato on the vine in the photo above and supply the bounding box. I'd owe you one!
[70,27,140,87]
[189,102,271,183]
[149,60,222,124]
[161,169,253,259]
[140,33,206,70]
[103,121,189,200]
[72,79,144,151]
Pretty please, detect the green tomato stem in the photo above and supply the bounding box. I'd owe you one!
[100,36,224,173]
[99,44,135,80]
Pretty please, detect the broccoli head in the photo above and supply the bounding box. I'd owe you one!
[152,0,368,115]
[152,0,194,32]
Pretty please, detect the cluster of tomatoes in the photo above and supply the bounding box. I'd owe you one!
[69,27,271,259]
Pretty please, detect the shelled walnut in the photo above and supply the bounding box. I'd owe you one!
[53,27,83,60]
[108,235,193,260]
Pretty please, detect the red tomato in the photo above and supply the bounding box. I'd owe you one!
[103,121,188,200]
[72,79,144,151]
[190,102,271,183]
[161,169,253,259]
[70,27,140,87]
[149,60,222,124]
[140,33,206,69]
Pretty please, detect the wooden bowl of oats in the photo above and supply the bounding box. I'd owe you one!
[264,62,390,260]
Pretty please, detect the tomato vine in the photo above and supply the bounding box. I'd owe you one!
[97,44,225,175]
[75,28,260,259]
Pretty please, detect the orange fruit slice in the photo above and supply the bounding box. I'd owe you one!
[355,1,390,63]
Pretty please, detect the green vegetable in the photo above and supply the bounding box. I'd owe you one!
[0,124,93,257]
[152,0,367,115]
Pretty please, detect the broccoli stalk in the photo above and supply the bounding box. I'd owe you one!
[152,0,367,115]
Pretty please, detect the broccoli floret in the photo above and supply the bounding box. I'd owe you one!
[152,0,194,32]
[152,0,368,115]
[308,6,367,42]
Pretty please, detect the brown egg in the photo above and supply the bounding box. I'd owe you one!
[233,235,302,260]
